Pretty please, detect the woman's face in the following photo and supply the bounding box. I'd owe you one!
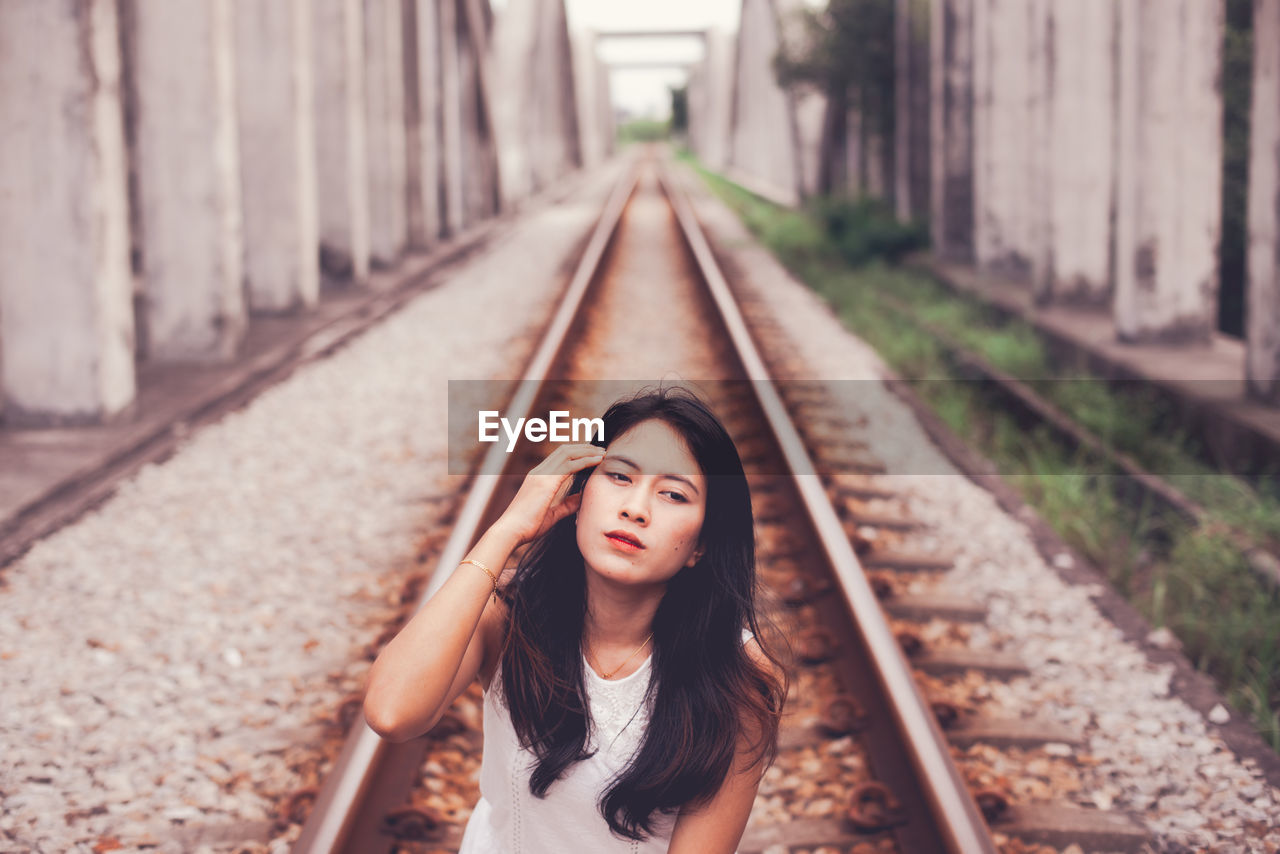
[576,419,707,587]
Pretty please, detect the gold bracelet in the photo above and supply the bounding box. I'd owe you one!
[461,558,498,597]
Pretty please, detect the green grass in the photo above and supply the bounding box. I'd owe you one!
[689,159,1280,751]
[617,119,672,145]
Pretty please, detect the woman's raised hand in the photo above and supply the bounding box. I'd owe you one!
[492,443,605,547]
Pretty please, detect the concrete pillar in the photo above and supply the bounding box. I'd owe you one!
[438,0,466,236]
[930,0,975,260]
[0,0,135,424]
[530,0,583,192]
[1247,0,1280,402]
[1115,0,1224,343]
[128,0,245,361]
[971,0,993,264]
[687,28,733,173]
[233,0,320,313]
[402,0,423,248]
[364,0,408,266]
[404,0,441,248]
[456,5,499,226]
[595,51,615,162]
[458,32,483,226]
[313,0,371,280]
[571,31,608,170]
[895,0,931,222]
[1027,0,1053,304]
[972,0,1034,277]
[490,0,581,208]
[490,0,534,205]
[1042,0,1117,304]
[729,0,802,205]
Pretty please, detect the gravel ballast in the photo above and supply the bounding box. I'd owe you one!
[6,151,1278,854]
[0,163,622,854]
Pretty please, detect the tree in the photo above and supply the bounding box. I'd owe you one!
[772,0,896,195]
[669,85,688,134]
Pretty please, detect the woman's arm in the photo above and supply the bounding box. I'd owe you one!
[666,747,766,854]
[362,443,604,744]
[362,525,520,743]
[667,639,780,854]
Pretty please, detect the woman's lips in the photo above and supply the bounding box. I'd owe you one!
[605,531,645,551]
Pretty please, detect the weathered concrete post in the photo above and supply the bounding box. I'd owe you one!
[1114,0,1224,343]
[438,0,466,235]
[972,0,1033,277]
[405,0,442,248]
[313,0,371,281]
[0,0,136,423]
[1027,0,1053,304]
[128,0,246,361]
[930,0,975,260]
[364,0,409,266]
[489,0,535,205]
[233,0,320,313]
[456,5,496,225]
[729,0,803,205]
[1247,0,1280,402]
[490,0,581,208]
[687,28,733,174]
[1041,0,1116,305]
[572,30,614,170]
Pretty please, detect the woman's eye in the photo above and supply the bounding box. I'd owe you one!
[663,491,688,503]
[606,471,630,483]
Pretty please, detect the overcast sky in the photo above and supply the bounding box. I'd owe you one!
[492,0,742,120]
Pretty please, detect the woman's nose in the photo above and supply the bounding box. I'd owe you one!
[620,500,649,525]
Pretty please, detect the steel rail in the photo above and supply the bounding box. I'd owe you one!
[655,159,999,854]
[295,150,996,853]
[292,158,641,854]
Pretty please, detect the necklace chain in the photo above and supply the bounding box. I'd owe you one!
[588,632,653,679]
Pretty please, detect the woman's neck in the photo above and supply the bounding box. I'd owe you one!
[581,571,664,650]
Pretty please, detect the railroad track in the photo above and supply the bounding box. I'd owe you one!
[285,150,1150,854]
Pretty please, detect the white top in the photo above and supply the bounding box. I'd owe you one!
[457,629,754,854]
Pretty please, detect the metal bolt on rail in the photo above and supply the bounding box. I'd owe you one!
[896,629,925,658]
[796,627,836,665]
[845,781,909,834]
[974,789,1010,824]
[380,805,446,842]
[818,695,869,737]
[931,700,963,730]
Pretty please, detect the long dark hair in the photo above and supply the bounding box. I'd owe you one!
[494,386,790,841]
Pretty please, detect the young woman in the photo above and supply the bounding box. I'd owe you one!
[364,388,790,853]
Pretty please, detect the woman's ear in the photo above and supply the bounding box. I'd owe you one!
[684,546,704,568]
